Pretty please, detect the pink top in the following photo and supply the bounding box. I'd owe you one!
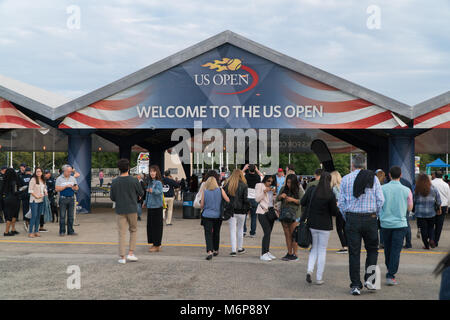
[99,172,104,179]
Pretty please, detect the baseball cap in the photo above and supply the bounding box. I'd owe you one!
[20,163,27,167]
[44,169,51,174]
[25,167,32,172]
[1,166,7,170]
[278,168,283,172]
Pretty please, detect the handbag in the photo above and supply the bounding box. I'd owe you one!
[25,208,32,220]
[193,183,204,209]
[295,187,317,248]
[279,206,297,223]
[221,199,234,221]
[433,188,442,215]
[265,207,278,222]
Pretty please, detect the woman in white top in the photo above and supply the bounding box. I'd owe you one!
[255,175,278,261]
[28,167,48,238]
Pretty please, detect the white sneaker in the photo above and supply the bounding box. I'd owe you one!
[260,253,272,261]
[267,252,276,260]
[126,254,138,262]
[118,258,126,264]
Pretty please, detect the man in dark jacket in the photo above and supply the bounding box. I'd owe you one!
[162,170,179,226]
[18,165,32,230]
[243,164,263,237]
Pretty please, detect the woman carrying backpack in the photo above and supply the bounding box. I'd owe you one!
[300,171,339,285]
[223,169,250,257]
[201,176,230,260]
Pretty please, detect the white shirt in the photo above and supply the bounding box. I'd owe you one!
[432,178,450,207]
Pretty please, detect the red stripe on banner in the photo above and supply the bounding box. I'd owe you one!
[66,112,145,128]
[58,123,72,129]
[432,121,450,129]
[0,99,18,110]
[288,72,338,91]
[283,85,373,113]
[288,110,393,129]
[90,85,154,111]
[0,115,41,128]
[414,104,450,127]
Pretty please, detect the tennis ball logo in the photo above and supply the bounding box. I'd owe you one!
[226,58,242,71]
[202,58,242,72]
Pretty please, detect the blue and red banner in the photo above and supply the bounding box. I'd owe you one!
[60,44,405,129]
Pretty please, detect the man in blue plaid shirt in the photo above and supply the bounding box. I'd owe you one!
[338,154,384,296]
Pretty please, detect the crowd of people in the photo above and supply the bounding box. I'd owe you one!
[111,155,448,297]
[1,155,448,298]
[0,163,81,238]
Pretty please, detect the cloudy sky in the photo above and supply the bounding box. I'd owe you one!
[0,0,448,105]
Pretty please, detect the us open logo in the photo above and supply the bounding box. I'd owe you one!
[194,58,259,95]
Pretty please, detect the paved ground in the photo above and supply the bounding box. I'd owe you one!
[0,201,448,300]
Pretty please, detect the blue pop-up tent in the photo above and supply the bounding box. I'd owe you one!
[426,158,450,174]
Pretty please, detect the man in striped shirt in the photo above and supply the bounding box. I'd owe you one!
[338,154,385,296]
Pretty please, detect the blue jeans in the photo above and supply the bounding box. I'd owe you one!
[59,196,75,235]
[29,202,43,233]
[137,203,142,218]
[381,227,407,279]
[244,198,258,236]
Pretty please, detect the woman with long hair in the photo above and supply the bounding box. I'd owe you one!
[414,173,441,249]
[2,168,20,236]
[331,170,347,254]
[301,172,339,285]
[277,173,304,261]
[201,176,230,260]
[255,175,278,261]
[223,169,250,257]
[144,165,164,252]
[28,167,47,238]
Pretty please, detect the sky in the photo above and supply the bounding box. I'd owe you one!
[0,0,448,105]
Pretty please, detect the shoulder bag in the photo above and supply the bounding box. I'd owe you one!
[295,187,317,248]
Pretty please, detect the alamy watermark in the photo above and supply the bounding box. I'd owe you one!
[169,121,279,174]
[66,265,81,290]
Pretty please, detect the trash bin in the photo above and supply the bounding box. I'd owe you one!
[182,192,197,219]
[193,207,201,219]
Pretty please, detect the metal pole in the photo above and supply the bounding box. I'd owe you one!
[226,152,229,172]
[33,152,35,170]
[52,152,55,173]
[447,153,449,175]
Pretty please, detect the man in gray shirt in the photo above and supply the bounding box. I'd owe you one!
[110,159,144,264]
[55,165,79,236]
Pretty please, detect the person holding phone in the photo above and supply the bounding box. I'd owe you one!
[55,165,79,236]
